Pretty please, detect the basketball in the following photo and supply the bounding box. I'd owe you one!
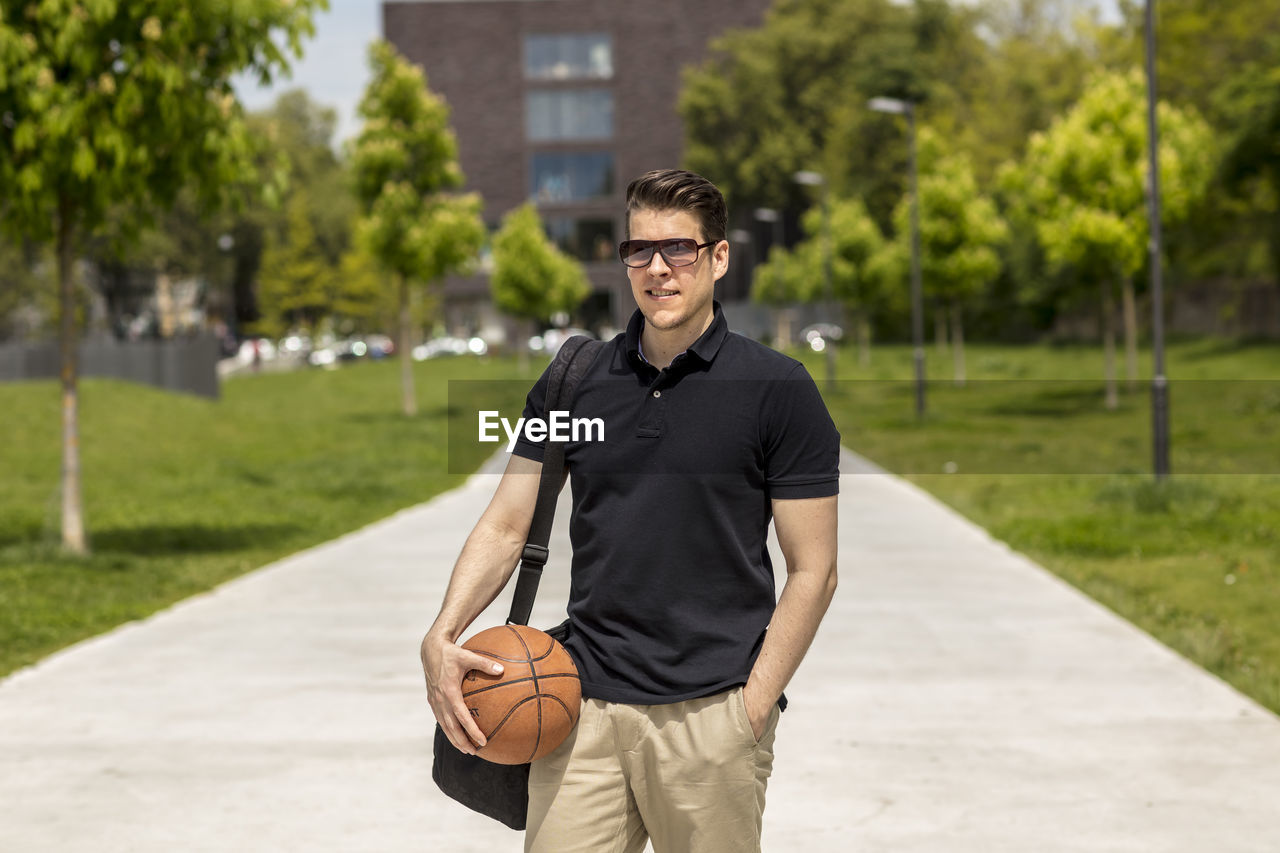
[460,624,581,764]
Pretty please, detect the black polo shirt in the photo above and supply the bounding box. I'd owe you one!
[512,303,840,704]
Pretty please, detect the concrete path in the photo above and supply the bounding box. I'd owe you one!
[2,449,1278,852]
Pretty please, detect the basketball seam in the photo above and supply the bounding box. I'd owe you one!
[506,625,544,764]
[466,647,555,664]
[462,672,580,699]
[484,694,540,740]
[542,693,577,724]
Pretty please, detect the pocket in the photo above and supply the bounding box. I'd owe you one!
[733,687,780,749]
[733,687,762,747]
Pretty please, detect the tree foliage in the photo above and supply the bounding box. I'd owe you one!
[351,40,484,289]
[350,39,484,415]
[886,130,1008,308]
[255,191,333,338]
[759,196,892,310]
[679,0,1052,227]
[1003,70,1214,286]
[0,0,323,241]
[490,204,589,325]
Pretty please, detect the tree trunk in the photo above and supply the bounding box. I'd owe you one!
[156,269,175,338]
[775,307,793,350]
[1121,277,1138,392]
[934,307,948,356]
[951,302,966,387]
[57,195,86,554]
[1102,280,1118,411]
[398,274,416,417]
[518,318,532,374]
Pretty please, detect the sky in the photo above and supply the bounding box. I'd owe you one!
[232,0,1125,153]
[232,0,383,149]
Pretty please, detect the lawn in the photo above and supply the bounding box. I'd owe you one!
[3,336,1278,717]
[795,336,1280,713]
[0,356,533,676]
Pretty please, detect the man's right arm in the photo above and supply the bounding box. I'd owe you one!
[420,453,547,754]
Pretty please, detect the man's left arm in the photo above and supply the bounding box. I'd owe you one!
[743,494,839,738]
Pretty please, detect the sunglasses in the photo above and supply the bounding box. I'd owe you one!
[618,239,717,268]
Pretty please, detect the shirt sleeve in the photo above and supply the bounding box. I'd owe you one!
[510,363,553,463]
[762,362,841,499]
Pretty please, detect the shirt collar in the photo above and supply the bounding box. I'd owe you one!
[625,301,729,368]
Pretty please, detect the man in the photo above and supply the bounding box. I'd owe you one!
[422,169,839,852]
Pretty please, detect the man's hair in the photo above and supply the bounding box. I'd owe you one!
[625,169,727,243]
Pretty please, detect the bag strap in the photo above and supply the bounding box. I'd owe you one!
[506,335,603,626]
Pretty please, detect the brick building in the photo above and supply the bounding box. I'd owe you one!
[382,0,773,338]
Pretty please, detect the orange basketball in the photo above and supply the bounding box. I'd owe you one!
[460,624,581,765]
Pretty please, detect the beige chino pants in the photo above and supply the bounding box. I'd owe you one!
[526,687,781,853]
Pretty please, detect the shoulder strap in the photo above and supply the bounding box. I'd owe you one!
[506,336,603,626]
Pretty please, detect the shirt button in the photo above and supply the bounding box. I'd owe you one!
[652,390,661,398]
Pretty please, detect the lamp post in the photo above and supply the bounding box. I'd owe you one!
[793,171,836,390]
[755,207,788,350]
[754,207,783,259]
[1144,1,1171,481]
[869,96,925,420]
[729,228,754,302]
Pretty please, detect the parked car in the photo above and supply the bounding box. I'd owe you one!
[236,337,277,365]
[799,323,843,352]
[412,336,487,361]
[364,334,395,359]
[532,327,595,357]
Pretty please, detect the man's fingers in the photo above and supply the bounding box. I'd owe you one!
[424,640,505,753]
[453,694,489,748]
[463,651,505,678]
[440,711,479,755]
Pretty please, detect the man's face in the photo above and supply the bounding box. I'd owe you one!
[625,207,729,338]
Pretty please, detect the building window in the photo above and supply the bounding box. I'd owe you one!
[527,90,613,142]
[524,33,612,80]
[530,152,614,203]
[545,217,617,262]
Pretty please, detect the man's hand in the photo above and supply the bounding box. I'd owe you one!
[742,679,774,742]
[421,630,505,754]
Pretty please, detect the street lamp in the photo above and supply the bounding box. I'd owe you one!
[755,207,789,350]
[754,207,783,259]
[729,228,754,301]
[792,171,836,390]
[869,95,926,420]
[1144,0,1171,481]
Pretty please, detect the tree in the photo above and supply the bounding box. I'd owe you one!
[1003,70,1213,407]
[332,243,393,334]
[773,197,892,366]
[1101,2,1280,292]
[255,190,334,339]
[490,204,590,371]
[680,0,940,222]
[751,246,808,350]
[350,40,485,416]
[885,131,1008,384]
[0,0,325,553]
[679,0,1073,229]
[1217,40,1280,285]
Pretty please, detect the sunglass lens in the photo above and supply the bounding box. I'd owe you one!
[661,240,698,265]
[619,241,652,267]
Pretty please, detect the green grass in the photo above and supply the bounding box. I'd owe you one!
[0,357,532,676]
[795,337,1280,713]
[4,337,1279,717]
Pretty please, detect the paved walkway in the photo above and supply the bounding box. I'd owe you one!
[2,449,1279,852]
